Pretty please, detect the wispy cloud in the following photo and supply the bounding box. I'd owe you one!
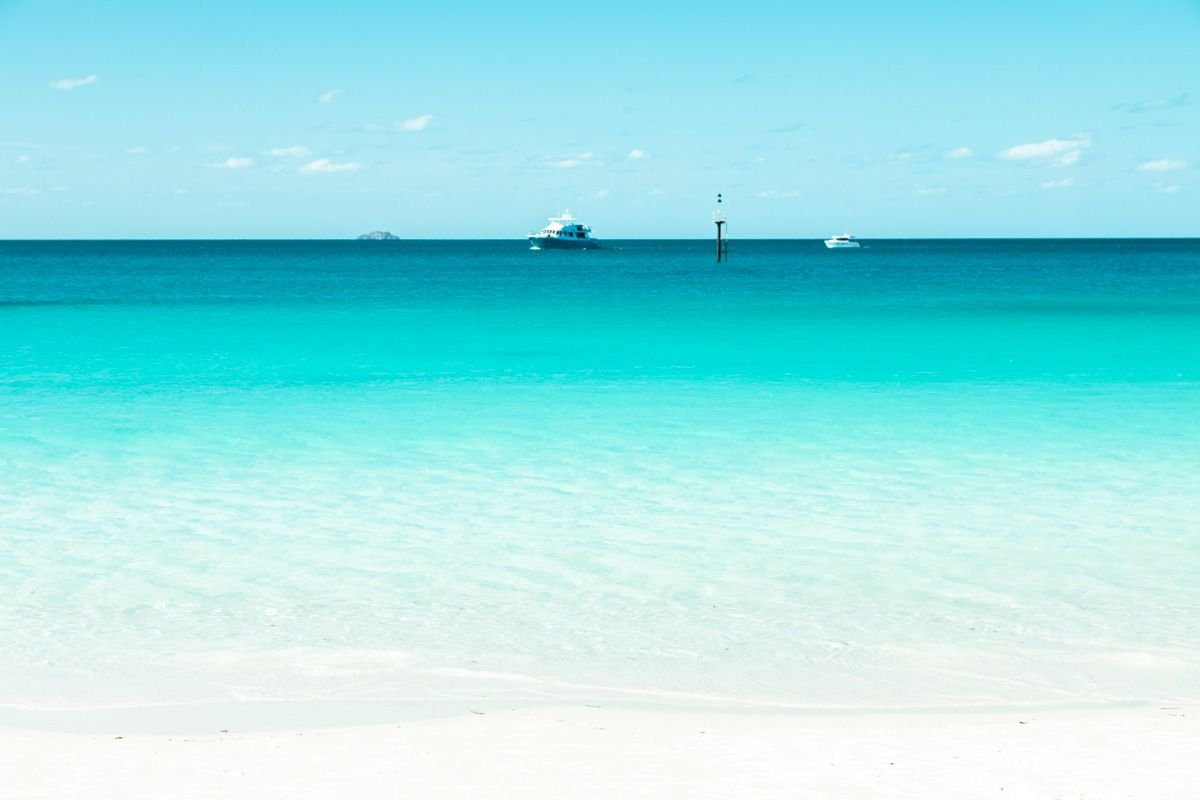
[366,115,434,133]
[998,134,1091,167]
[396,114,433,132]
[945,146,973,159]
[1138,159,1187,172]
[269,145,311,158]
[549,152,595,169]
[318,89,340,104]
[299,158,361,174]
[210,157,255,169]
[628,149,651,160]
[1040,177,1075,190]
[0,187,39,196]
[591,189,610,199]
[49,75,98,91]
[1155,183,1181,194]
[756,189,802,199]
[125,146,147,155]
[914,184,948,196]
[1113,93,1189,114]
[15,154,31,165]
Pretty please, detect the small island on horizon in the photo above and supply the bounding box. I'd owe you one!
[357,230,399,240]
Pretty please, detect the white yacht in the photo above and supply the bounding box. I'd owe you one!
[824,234,861,249]
[528,211,599,249]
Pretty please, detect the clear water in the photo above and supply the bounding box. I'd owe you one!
[2,240,1198,711]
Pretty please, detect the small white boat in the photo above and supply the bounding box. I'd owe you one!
[528,210,599,249]
[824,234,861,249]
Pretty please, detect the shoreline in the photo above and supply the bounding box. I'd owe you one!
[0,695,1176,736]
[5,704,1195,799]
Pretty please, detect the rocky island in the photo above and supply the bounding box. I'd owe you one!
[357,231,399,240]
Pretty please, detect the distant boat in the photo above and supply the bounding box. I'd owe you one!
[528,211,600,249]
[824,234,861,249]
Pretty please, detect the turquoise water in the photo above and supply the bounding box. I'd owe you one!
[2,240,1199,711]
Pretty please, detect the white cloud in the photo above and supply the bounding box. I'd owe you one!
[550,152,594,169]
[396,114,433,132]
[125,147,147,155]
[318,89,340,104]
[1138,159,1187,172]
[365,115,435,133]
[591,189,610,199]
[628,149,651,160]
[49,75,98,91]
[756,190,802,199]
[945,147,973,159]
[15,154,31,164]
[1156,183,1181,194]
[998,135,1091,166]
[1040,177,1075,190]
[269,145,311,158]
[211,157,255,169]
[0,187,39,196]
[999,136,1088,159]
[299,158,361,174]
[914,184,948,196]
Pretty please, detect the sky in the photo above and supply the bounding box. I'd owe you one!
[1,0,1198,238]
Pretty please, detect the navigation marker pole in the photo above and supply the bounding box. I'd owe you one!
[714,193,728,262]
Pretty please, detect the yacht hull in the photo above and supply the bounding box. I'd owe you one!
[528,236,600,250]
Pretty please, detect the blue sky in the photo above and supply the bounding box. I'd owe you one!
[1,0,1197,237]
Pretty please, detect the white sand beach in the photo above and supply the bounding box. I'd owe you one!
[3,704,1195,799]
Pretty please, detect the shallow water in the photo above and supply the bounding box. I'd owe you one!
[2,239,1198,710]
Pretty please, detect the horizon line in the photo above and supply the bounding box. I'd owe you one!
[2,235,1199,243]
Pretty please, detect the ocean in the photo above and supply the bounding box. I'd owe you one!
[2,239,1198,714]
